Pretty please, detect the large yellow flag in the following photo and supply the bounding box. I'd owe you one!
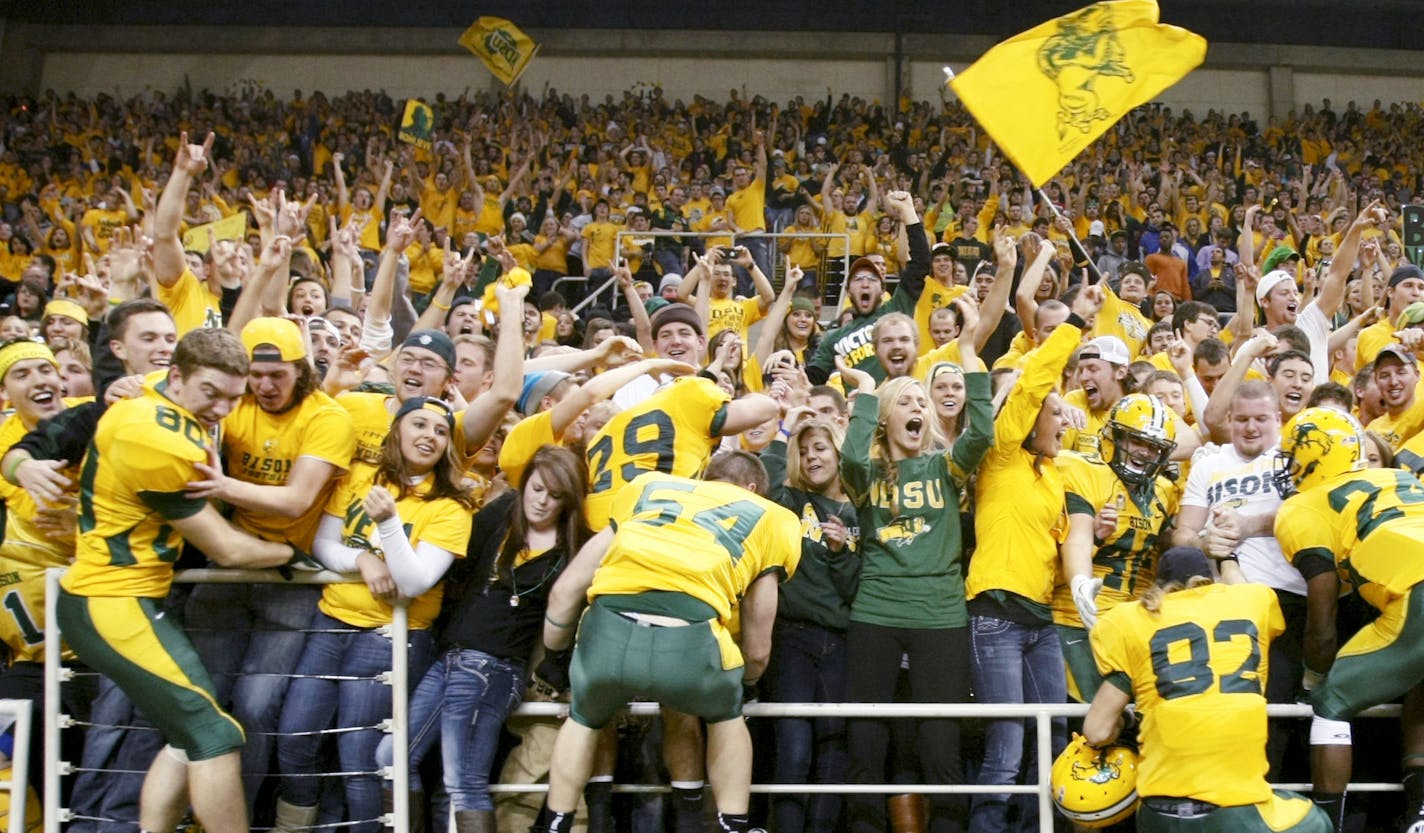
[458,17,539,87]
[949,0,1206,187]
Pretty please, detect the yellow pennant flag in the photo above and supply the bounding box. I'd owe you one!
[182,211,248,254]
[398,100,434,151]
[458,16,539,87]
[949,0,1206,187]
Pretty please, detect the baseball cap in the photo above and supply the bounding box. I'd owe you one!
[400,329,456,370]
[1156,546,1213,586]
[847,256,883,280]
[517,370,572,416]
[393,395,455,430]
[1374,343,1417,368]
[1078,336,1130,367]
[650,302,703,338]
[1089,220,1106,237]
[1255,269,1297,303]
[240,317,307,362]
[1261,245,1300,274]
[1388,264,1424,289]
[931,242,953,258]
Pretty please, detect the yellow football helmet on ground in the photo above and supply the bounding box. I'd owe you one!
[1275,406,1366,497]
[1101,393,1177,487]
[1051,733,1139,828]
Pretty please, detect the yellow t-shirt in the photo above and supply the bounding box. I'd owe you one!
[222,391,355,550]
[317,464,470,630]
[707,296,764,348]
[581,221,621,271]
[914,279,969,355]
[969,323,1080,607]
[156,267,223,335]
[725,178,766,233]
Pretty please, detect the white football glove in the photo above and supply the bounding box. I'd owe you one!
[1071,574,1104,630]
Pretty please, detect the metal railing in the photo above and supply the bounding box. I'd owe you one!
[561,229,852,318]
[43,567,413,833]
[38,566,1404,833]
[0,698,33,833]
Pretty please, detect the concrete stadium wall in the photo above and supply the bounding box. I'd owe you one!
[8,24,1424,119]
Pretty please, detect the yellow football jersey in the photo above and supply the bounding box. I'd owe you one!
[591,472,800,669]
[1053,452,1181,627]
[317,464,471,631]
[156,267,223,336]
[63,384,214,599]
[1092,582,1283,806]
[222,392,355,550]
[584,376,731,531]
[1276,468,1424,612]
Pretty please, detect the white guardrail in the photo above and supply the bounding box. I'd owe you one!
[39,567,1402,833]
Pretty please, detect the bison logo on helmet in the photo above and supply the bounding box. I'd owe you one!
[1072,758,1122,786]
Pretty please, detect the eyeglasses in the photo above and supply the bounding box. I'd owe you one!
[396,354,447,372]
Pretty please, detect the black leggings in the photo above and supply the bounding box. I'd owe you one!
[843,621,970,833]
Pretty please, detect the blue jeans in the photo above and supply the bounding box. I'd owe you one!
[276,611,433,833]
[186,582,319,812]
[377,648,525,812]
[764,620,848,833]
[967,615,1067,833]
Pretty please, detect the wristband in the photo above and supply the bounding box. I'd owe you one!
[431,298,451,311]
[4,454,26,485]
[545,613,575,629]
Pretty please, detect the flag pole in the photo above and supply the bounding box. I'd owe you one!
[1036,186,1104,286]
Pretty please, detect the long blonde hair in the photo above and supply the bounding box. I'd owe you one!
[786,418,846,493]
[870,376,930,515]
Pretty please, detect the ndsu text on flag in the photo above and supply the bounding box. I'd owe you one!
[458,17,539,87]
[949,0,1206,188]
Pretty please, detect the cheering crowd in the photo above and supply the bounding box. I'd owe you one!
[0,82,1421,833]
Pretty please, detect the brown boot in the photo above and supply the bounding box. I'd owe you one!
[454,809,498,833]
[380,789,426,833]
[888,793,927,833]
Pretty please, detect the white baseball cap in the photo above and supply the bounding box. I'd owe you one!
[1255,269,1297,303]
[1079,336,1131,367]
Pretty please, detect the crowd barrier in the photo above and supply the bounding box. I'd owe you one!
[35,569,1403,833]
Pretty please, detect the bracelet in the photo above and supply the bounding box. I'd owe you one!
[3,454,23,485]
[431,298,451,311]
[545,613,575,629]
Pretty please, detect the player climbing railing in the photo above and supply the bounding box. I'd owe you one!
[43,568,413,833]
